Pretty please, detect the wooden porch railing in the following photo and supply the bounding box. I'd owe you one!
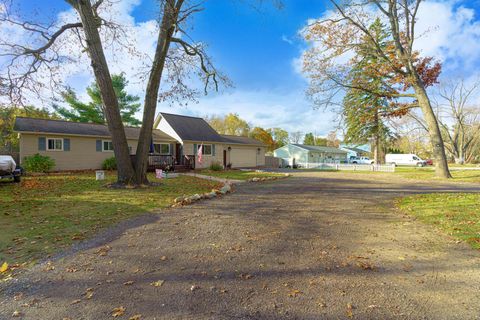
[130,154,195,172]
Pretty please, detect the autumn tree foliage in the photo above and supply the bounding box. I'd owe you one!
[302,0,451,178]
[249,127,275,151]
[207,113,251,136]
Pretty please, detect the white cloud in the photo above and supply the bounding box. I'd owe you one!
[414,2,480,74]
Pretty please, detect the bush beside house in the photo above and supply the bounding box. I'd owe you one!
[23,154,55,173]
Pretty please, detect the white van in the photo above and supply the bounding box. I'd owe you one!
[385,154,426,167]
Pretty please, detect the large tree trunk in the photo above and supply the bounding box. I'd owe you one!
[75,0,135,184]
[412,82,452,178]
[134,0,182,184]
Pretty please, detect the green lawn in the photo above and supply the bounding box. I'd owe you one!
[0,172,222,267]
[394,167,480,183]
[396,193,480,249]
[199,169,286,181]
[337,166,480,183]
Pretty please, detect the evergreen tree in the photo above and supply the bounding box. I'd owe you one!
[342,19,392,164]
[54,73,141,126]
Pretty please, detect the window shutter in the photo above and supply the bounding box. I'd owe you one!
[96,140,102,152]
[170,143,174,155]
[64,138,70,151]
[212,144,216,156]
[38,137,46,151]
[193,144,197,155]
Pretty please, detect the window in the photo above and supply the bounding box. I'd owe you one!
[47,138,63,151]
[103,140,114,152]
[202,144,212,155]
[153,143,170,155]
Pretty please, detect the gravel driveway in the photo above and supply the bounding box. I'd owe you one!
[1,172,480,320]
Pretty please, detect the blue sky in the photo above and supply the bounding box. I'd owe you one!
[10,0,480,136]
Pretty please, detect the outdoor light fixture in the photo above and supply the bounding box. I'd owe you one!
[228,147,231,151]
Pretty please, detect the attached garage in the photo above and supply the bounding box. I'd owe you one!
[230,147,258,167]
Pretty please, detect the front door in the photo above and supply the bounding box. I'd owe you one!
[175,144,182,164]
[223,150,227,167]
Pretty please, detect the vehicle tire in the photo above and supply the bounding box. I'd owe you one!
[13,175,21,183]
[352,161,358,164]
[417,163,424,167]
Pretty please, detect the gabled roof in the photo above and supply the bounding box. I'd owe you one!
[292,144,347,154]
[221,135,265,146]
[14,117,173,141]
[158,112,265,146]
[159,112,223,143]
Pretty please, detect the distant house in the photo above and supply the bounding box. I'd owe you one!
[273,144,348,167]
[14,112,266,171]
[340,145,370,160]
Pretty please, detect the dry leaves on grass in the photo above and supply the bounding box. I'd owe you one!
[0,262,8,273]
[112,306,126,317]
[129,315,142,320]
[123,281,134,286]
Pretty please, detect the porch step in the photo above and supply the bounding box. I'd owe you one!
[174,165,191,172]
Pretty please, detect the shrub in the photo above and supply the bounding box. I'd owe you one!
[209,161,223,171]
[23,154,55,173]
[102,156,117,170]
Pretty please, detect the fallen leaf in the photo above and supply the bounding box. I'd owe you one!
[190,285,200,291]
[12,310,22,317]
[288,289,302,297]
[0,262,9,273]
[151,280,164,287]
[71,299,81,305]
[160,256,167,261]
[346,303,354,318]
[111,306,126,317]
[129,315,142,320]
[84,288,94,299]
[123,281,134,286]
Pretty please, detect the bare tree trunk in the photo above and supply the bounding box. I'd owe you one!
[134,0,181,185]
[75,0,135,184]
[413,82,452,178]
[373,111,380,164]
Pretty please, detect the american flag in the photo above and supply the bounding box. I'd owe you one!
[197,144,203,164]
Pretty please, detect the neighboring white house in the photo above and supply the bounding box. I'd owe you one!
[273,144,348,167]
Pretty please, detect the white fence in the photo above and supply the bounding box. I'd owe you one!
[298,162,396,172]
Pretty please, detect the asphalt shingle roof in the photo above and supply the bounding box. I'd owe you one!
[14,117,173,141]
[160,113,223,142]
[160,113,264,146]
[293,144,347,154]
[220,135,265,146]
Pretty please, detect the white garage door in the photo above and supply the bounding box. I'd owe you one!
[230,148,257,168]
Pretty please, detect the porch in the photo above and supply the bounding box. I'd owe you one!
[130,154,195,172]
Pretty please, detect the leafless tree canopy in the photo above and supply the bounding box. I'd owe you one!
[0,0,227,107]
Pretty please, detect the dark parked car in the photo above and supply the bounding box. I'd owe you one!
[0,155,23,183]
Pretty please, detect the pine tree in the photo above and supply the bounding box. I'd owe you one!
[342,19,392,164]
[54,74,141,126]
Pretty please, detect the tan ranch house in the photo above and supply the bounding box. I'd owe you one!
[14,112,266,171]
